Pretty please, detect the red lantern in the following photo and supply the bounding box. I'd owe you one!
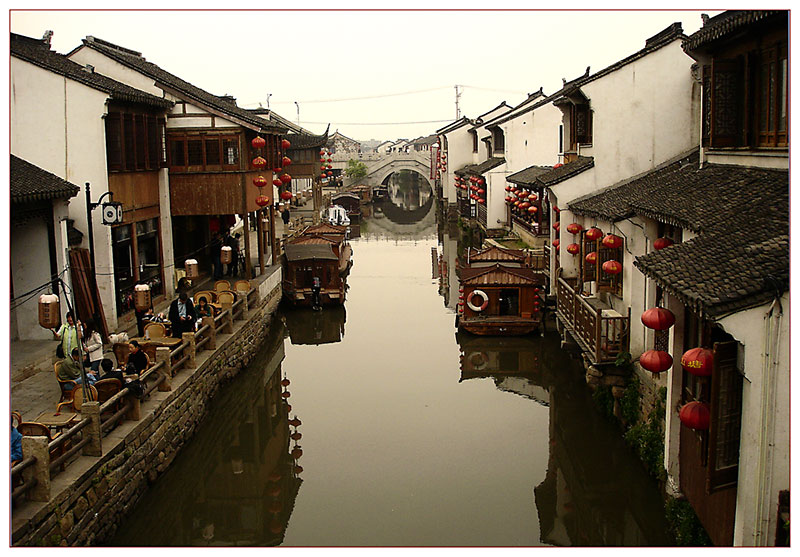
[477,188,485,194]
[679,401,710,430]
[681,347,713,377]
[280,378,290,387]
[585,251,598,264]
[639,350,673,373]
[528,193,537,201]
[255,195,270,207]
[281,391,291,398]
[477,178,485,184]
[280,190,293,201]
[282,156,292,167]
[528,206,537,213]
[251,136,266,149]
[585,227,603,241]
[288,418,302,427]
[553,163,563,168]
[654,237,674,250]
[553,222,560,231]
[291,447,303,459]
[294,465,303,474]
[281,139,291,149]
[505,185,511,191]
[327,158,332,163]
[505,196,512,203]
[602,234,623,249]
[566,243,580,255]
[554,206,560,213]
[327,171,333,176]
[280,173,292,184]
[273,179,283,187]
[641,307,675,330]
[520,202,530,209]
[291,432,302,441]
[273,167,283,173]
[602,260,622,274]
[566,223,583,234]
[268,501,282,514]
[478,198,485,204]
[253,175,267,188]
[252,156,267,169]
[552,239,560,249]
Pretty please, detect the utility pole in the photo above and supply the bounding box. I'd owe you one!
[454,85,462,120]
[267,93,271,109]
[295,101,300,124]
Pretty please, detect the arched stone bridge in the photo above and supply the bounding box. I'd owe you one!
[338,151,433,187]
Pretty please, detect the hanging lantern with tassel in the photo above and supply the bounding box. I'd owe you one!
[681,347,713,377]
[134,284,152,311]
[679,401,710,430]
[641,307,675,330]
[185,259,199,279]
[38,293,60,329]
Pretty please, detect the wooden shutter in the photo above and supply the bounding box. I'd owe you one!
[134,114,147,170]
[580,231,596,283]
[105,112,123,171]
[146,115,159,170]
[574,104,592,145]
[710,59,743,148]
[706,340,742,492]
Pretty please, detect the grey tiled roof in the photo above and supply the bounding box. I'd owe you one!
[436,117,473,134]
[506,164,553,186]
[11,155,80,204]
[454,157,506,176]
[568,149,788,318]
[682,10,787,52]
[11,33,172,109]
[79,36,286,133]
[533,156,594,187]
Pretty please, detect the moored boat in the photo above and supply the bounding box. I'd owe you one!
[456,245,548,336]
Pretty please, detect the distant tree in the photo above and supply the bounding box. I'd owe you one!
[345,159,368,180]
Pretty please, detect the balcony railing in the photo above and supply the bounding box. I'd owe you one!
[556,276,629,364]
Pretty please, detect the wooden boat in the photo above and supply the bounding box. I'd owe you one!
[331,192,361,224]
[281,222,354,307]
[456,245,547,336]
[281,243,346,307]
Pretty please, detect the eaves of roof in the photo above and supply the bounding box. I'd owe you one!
[80,36,287,133]
[11,33,172,110]
[436,117,473,134]
[682,10,787,53]
[11,155,80,204]
[534,156,594,187]
[506,164,553,186]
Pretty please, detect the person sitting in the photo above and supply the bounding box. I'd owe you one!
[99,358,125,383]
[127,340,150,375]
[59,347,98,385]
[11,417,22,464]
[83,320,104,374]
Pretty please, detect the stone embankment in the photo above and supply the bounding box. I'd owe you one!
[12,269,282,546]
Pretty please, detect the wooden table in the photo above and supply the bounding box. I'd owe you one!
[35,411,78,432]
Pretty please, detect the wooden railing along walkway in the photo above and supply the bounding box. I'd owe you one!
[11,286,259,505]
[556,276,629,364]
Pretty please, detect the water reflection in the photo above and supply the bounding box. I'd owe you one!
[108,321,304,547]
[282,306,346,345]
[456,326,671,546]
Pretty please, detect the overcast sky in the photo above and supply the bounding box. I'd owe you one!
[10,8,720,143]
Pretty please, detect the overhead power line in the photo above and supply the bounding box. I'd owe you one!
[244,86,453,106]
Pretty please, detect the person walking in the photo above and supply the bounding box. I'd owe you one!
[210,231,223,280]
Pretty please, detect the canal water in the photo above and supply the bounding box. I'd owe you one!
[109,174,672,547]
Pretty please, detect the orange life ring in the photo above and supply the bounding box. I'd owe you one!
[467,289,489,312]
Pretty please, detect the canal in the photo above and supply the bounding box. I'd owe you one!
[109,175,672,547]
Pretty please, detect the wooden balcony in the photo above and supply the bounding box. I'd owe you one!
[556,276,629,364]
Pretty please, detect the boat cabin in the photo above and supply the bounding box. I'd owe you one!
[325,205,351,226]
[281,243,345,307]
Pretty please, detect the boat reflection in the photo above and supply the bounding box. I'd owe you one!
[108,321,304,547]
[282,306,346,345]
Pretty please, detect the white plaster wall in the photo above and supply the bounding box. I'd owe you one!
[502,103,563,172]
[443,126,473,205]
[486,166,508,229]
[10,217,54,341]
[69,46,166,97]
[580,41,697,188]
[11,58,120,329]
[718,297,790,546]
[158,168,175,298]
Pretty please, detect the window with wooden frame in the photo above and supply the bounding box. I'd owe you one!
[579,230,622,296]
[247,134,282,170]
[471,130,478,153]
[570,103,592,147]
[105,109,166,172]
[705,39,788,149]
[167,133,241,172]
